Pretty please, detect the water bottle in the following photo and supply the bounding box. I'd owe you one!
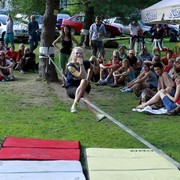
[141,91,146,104]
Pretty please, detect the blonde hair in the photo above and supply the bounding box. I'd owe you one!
[113,50,119,56]
[68,47,85,63]
[122,58,130,66]
[89,55,97,62]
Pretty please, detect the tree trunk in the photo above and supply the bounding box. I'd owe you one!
[79,4,94,47]
[39,0,59,82]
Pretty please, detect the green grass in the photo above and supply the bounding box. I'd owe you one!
[1,37,180,176]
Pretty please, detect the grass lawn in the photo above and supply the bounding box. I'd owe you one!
[0,36,179,176]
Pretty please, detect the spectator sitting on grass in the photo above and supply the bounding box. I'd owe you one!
[161,49,174,66]
[164,58,174,78]
[18,47,37,74]
[111,58,135,88]
[121,63,157,95]
[0,51,14,81]
[16,43,25,63]
[97,51,105,64]
[5,45,18,68]
[0,41,7,52]
[118,44,127,60]
[96,50,121,85]
[136,74,180,115]
[173,56,180,74]
[127,49,140,77]
[89,55,100,82]
[137,47,154,66]
[138,62,175,108]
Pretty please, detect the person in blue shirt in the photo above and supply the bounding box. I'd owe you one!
[89,16,106,57]
[28,15,39,52]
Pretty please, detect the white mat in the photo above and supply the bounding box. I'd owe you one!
[0,172,85,180]
[0,160,82,173]
[0,160,85,180]
[132,106,167,114]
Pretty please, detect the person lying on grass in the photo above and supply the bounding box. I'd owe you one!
[65,47,106,121]
[136,74,180,114]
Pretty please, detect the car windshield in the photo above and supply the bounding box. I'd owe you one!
[114,18,122,24]
[57,14,70,19]
[0,15,7,25]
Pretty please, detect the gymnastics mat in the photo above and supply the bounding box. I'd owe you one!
[0,147,80,160]
[85,148,180,180]
[0,160,85,180]
[2,137,80,149]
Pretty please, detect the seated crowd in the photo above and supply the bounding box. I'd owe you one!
[1,39,179,116]
[0,42,37,81]
[88,44,180,115]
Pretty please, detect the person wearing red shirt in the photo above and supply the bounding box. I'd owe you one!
[5,45,18,68]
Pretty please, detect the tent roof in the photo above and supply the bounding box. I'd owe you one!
[141,0,180,24]
[145,0,180,10]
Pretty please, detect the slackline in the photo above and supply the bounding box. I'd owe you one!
[47,55,180,169]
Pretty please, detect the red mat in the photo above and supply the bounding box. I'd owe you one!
[2,137,80,149]
[0,147,80,160]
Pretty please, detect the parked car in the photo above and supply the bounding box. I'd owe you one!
[103,17,152,37]
[166,24,179,36]
[0,14,28,42]
[61,14,122,38]
[56,13,70,29]
[0,9,7,15]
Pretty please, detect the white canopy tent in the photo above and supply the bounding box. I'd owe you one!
[141,0,180,24]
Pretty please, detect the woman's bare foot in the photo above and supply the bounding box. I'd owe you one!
[136,104,145,109]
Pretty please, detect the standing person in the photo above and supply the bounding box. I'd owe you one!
[129,20,141,57]
[65,47,106,121]
[4,14,14,49]
[152,24,164,56]
[28,15,39,52]
[52,25,79,87]
[89,16,106,57]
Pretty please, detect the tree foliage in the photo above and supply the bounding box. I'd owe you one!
[10,0,46,16]
[9,0,160,21]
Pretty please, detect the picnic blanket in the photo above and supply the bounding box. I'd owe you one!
[132,106,168,115]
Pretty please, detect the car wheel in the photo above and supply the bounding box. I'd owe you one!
[106,30,114,38]
[71,28,76,35]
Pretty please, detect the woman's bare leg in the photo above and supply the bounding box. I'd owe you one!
[137,90,162,108]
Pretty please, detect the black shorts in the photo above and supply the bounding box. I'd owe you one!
[66,85,91,99]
